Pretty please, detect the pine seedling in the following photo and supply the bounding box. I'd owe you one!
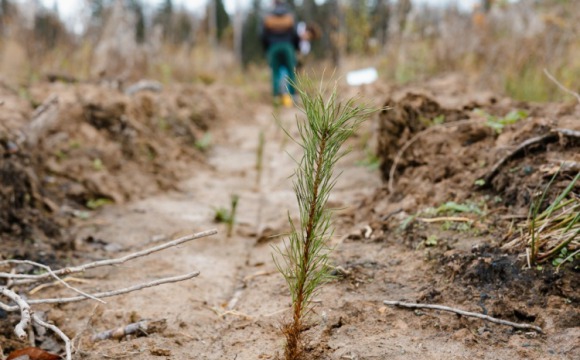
[227,194,239,237]
[274,78,374,360]
[213,194,240,238]
[256,130,265,186]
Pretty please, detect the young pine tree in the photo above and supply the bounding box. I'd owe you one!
[274,78,374,360]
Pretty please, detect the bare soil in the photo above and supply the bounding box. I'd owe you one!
[1,75,578,359]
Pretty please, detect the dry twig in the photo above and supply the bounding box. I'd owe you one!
[484,128,580,185]
[91,319,167,342]
[0,229,217,360]
[32,313,72,360]
[30,277,92,295]
[0,287,30,340]
[3,260,103,303]
[554,128,580,138]
[544,68,580,104]
[417,216,473,223]
[3,272,200,311]
[483,133,558,185]
[0,229,217,285]
[383,300,543,333]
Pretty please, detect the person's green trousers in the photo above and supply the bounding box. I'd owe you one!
[267,42,297,97]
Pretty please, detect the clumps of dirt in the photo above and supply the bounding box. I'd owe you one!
[435,247,579,334]
[26,83,218,204]
[377,91,469,179]
[442,246,578,303]
[375,75,580,214]
[368,74,580,336]
[0,81,239,260]
[0,138,71,260]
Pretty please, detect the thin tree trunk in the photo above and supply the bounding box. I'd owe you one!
[233,0,243,65]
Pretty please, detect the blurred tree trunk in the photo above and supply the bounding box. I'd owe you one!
[91,0,144,80]
[215,0,230,42]
[0,0,16,35]
[208,0,217,47]
[397,0,412,34]
[345,0,371,54]
[155,0,173,40]
[128,0,145,43]
[327,0,343,68]
[482,0,493,13]
[373,0,390,52]
[233,0,242,64]
[241,0,262,67]
[302,0,316,22]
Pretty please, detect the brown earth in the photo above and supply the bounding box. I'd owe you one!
[1,75,578,359]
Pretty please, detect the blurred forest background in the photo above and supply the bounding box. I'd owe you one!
[0,0,578,101]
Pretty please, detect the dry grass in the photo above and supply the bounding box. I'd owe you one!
[370,2,580,102]
[1,2,578,103]
[503,172,580,266]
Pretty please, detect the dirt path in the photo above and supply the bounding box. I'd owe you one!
[65,103,377,359]
[62,102,574,360]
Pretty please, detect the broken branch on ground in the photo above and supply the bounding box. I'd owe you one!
[383,300,543,333]
[0,229,217,360]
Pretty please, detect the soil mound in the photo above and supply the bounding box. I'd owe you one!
[376,75,580,213]
[0,81,239,260]
[368,75,579,336]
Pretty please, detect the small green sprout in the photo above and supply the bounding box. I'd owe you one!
[425,235,438,247]
[86,198,112,209]
[256,130,265,185]
[356,149,381,170]
[475,109,528,133]
[213,194,240,238]
[92,158,104,171]
[474,179,486,187]
[195,132,212,152]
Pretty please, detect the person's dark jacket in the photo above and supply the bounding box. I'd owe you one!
[260,4,299,51]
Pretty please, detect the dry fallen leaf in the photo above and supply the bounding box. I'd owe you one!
[7,347,61,360]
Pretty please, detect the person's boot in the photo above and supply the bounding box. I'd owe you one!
[282,93,293,107]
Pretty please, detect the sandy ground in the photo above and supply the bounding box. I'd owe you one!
[1,78,578,360]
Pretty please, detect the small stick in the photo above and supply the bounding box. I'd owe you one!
[0,300,12,311]
[29,272,200,306]
[554,128,580,138]
[0,229,217,284]
[91,319,167,342]
[256,130,265,187]
[30,276,92,295]
[484,129,580,185]
[483,133,558,185]
[210,307,252,320]
[32,312,72,360]
[417,216,473,223]
[3,260,104,303]
[383,300,543,333]
[2,271,200,311]
[0,286,31,340]
[242,270,277,282]
[544,68,580,104]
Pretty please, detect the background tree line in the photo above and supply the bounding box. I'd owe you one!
[0,0,420,68]
[0,0,577,102]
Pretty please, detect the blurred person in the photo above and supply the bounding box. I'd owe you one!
[260,0,299,107]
